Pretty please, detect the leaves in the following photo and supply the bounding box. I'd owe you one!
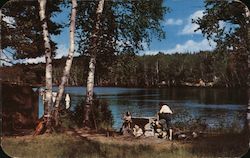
[76,0,168,57]
[194,0,249,86]
[1,0,63,59]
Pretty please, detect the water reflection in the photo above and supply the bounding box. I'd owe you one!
[38,87,248,130]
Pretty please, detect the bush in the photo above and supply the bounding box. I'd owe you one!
[58,109,76,130]
[71,97,114,131]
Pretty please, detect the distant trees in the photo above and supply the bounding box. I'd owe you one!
[2,50,249,88]
[95,50,243,87]
[34,51,245,88]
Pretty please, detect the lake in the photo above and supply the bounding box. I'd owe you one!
[38,87,248,130]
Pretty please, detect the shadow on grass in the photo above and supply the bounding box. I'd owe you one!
[2,132,154,158]
[187,132,249,157]
[2,131,249,158]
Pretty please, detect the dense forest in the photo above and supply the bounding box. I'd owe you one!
[1,49,247,88]
[1,0,249,89]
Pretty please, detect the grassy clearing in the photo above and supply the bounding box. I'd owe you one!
[2,131,248,158]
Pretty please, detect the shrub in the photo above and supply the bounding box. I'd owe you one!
[71,97,114,131]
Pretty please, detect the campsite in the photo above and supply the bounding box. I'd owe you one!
[1,0,250,157]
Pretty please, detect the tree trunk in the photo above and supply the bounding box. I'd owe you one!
[54,0,77,126]
[38,0,53,132]
[83,0,105,127]
[156,60,159,85]
[143,57,148,87]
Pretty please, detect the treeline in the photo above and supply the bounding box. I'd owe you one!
[1,50,247,88]
[95,51,247,87]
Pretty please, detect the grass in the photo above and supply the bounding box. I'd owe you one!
[1,131,248,158]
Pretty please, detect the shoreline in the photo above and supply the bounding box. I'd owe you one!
[2,80,249,89]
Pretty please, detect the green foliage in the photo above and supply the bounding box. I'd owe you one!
[71,99,85,127]
[76,1,117,66]
[75,0,168,73]
[194,0,249,86]
[2,49,248,87]
[71,97,113,130]
[57,109,77,130]
[194,0,247,48]
[1,0,63,59]
[92,99,114,130]
[104,51,247,87]
[113,0,168,51]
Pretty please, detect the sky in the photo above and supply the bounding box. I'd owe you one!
[143,0,216,55]
[52,0,216,59]
[2,0,217,64]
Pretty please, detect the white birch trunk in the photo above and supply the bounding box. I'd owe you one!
[83,0,105,126]
[54,0,77,125]
[38,0,53,130]
[156,60,159,85]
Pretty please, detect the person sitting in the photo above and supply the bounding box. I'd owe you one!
[144,118,155,137]
[158,104,173,140]
[133,125,143,137]
[123,111,132,128]
[153,120,167,139]
[120,111,132,135]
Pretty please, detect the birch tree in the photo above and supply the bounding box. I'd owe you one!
[83,0,105,126]
[53,0,77,126]
[38,0,53,131]
[76,0,167,127]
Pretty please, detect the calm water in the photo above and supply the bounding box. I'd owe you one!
[38,87,248,130]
